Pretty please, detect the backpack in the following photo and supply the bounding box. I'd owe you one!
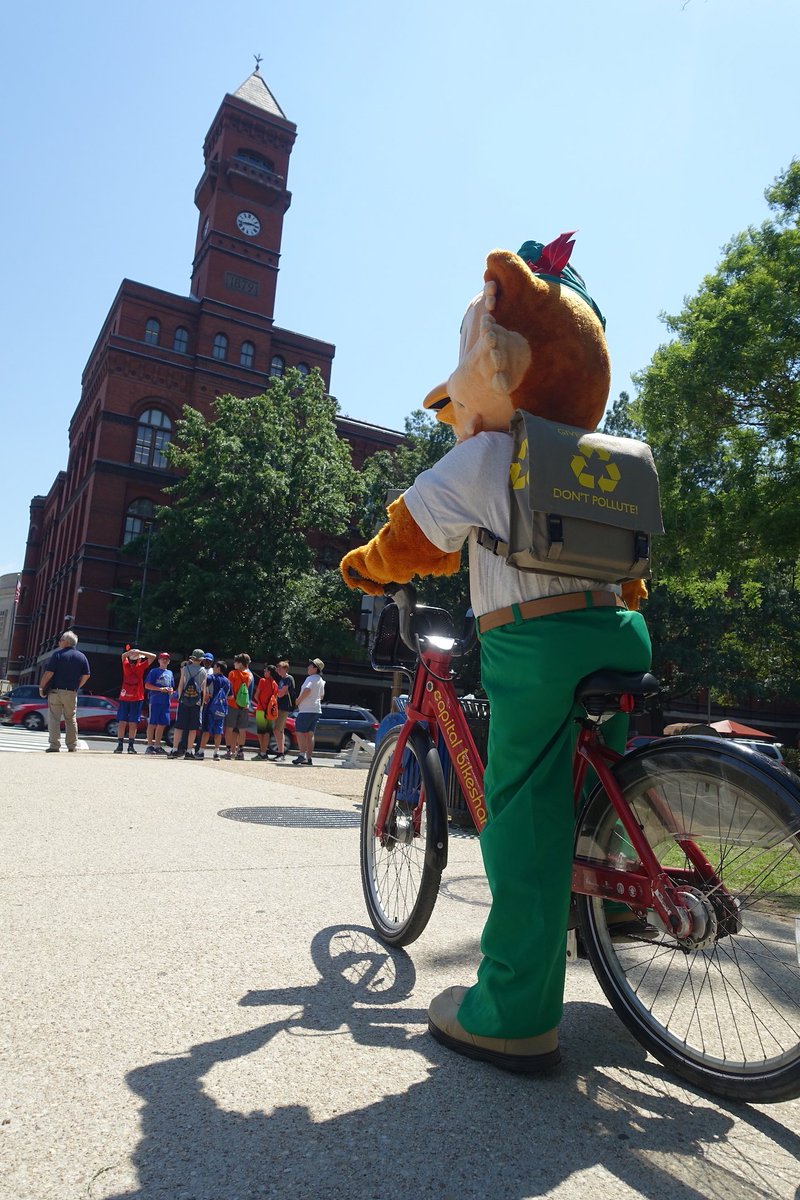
[181,664,203,706]
[477,411,664,584]
[266,691,278,721]
[235,681,250,708]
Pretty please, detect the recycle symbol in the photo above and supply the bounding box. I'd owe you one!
[509,437,529,490]
[570,445,620,493]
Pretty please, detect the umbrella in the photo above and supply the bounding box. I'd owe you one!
[710,719,775,740]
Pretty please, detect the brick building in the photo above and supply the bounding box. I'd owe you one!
[11,69,402,698]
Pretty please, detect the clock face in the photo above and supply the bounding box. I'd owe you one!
[236,211,261,237]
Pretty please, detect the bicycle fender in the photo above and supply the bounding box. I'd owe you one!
[408,725,449,872]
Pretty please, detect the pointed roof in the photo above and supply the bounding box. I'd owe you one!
[232,70,286,119]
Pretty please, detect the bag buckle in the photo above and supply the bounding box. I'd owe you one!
[547,514,564,560]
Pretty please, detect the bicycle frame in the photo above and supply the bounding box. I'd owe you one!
[374,642,726,939]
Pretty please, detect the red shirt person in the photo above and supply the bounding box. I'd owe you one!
[115,647,157,754]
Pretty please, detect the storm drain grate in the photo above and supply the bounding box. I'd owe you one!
[219,806,361,828]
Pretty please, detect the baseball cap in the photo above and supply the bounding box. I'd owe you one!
[190,648,204,661]
[309,657,325,671]
[203,652,214,662]
[157,650,171,659]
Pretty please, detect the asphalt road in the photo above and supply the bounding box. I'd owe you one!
[2,752,799,1200]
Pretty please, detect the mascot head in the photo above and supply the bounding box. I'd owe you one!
[423,233,610,441]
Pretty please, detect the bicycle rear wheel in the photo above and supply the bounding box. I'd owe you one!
[360,724,448,946]
[575,739,800,1102]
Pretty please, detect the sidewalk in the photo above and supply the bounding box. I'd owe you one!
[2,753,799,1200]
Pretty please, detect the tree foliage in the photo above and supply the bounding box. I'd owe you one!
[628,160,800,704]
[119,370,364,661]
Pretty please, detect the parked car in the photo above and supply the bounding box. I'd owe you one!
[295,704,379,751]
[0,684,42,720]
[5,694,122,736]
[625,735,661,752]
[625,732,785,765]
[730,738,785,764]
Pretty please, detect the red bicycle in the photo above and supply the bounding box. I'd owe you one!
[361,584,800,1102]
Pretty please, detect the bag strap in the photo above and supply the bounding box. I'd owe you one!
[477,528,508,557]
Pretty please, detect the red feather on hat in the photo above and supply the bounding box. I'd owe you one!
[527,231,576,277]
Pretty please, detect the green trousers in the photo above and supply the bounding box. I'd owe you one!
[457,601,652,1039]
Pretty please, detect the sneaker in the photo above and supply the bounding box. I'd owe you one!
[235,748,245,760]
[145,746,157,756]
[127,744,138,754]
[274,753,286,762]
[194,751,205,760]
[168,749,181,758]
[155,746,168,756]
[292,755,310,767]
[183,752,195,760]
[45,746,60,753]
[224,749,233,760]
[114,744,124,754]
[213,751,220,761]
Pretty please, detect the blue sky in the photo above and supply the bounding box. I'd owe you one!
[2,0,798,574]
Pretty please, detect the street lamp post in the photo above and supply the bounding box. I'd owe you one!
[134,524,153,646]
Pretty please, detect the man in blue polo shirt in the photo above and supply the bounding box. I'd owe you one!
[38,631,91,752]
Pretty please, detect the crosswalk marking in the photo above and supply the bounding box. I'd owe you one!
[0,727,89,753]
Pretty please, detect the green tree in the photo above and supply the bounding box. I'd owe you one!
[630,160,800,705]
[119,369,364,661]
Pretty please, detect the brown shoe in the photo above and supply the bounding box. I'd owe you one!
[427,986,561,1074]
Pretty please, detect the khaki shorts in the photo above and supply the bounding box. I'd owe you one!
[225,706,249,732]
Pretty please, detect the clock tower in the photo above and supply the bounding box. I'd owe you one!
[190,67,296,321]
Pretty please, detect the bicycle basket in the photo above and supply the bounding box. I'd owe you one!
[370,601,418,673]
[370,600,457,673]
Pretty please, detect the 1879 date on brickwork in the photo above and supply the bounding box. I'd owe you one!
[224,271,259,297]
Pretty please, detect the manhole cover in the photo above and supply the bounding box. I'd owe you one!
[219,806,360,828]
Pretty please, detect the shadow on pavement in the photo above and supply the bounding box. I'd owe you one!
[105,926,800,1200]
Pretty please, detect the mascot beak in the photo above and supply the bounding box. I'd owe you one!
[422,380,457,426]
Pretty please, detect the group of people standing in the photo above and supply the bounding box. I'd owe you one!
[36,631,328,764]
[113,647,326,765]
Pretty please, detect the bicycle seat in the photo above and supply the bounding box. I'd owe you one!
[575,670,660,717]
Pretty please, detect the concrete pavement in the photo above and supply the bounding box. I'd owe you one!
[2,751,799,1200]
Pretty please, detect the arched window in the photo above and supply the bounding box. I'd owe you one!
[234,148,275,173]
[296,362,310,378]
[270,354,285,378]
[212,333,228,361]
[144,318,161,346]
[239,340,255,368]
[123,498,156,546]
[133,408,172,469]
[173,326,189,354]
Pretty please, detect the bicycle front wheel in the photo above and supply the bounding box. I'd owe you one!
[360,724,448,946]
[575,739,800,1102]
